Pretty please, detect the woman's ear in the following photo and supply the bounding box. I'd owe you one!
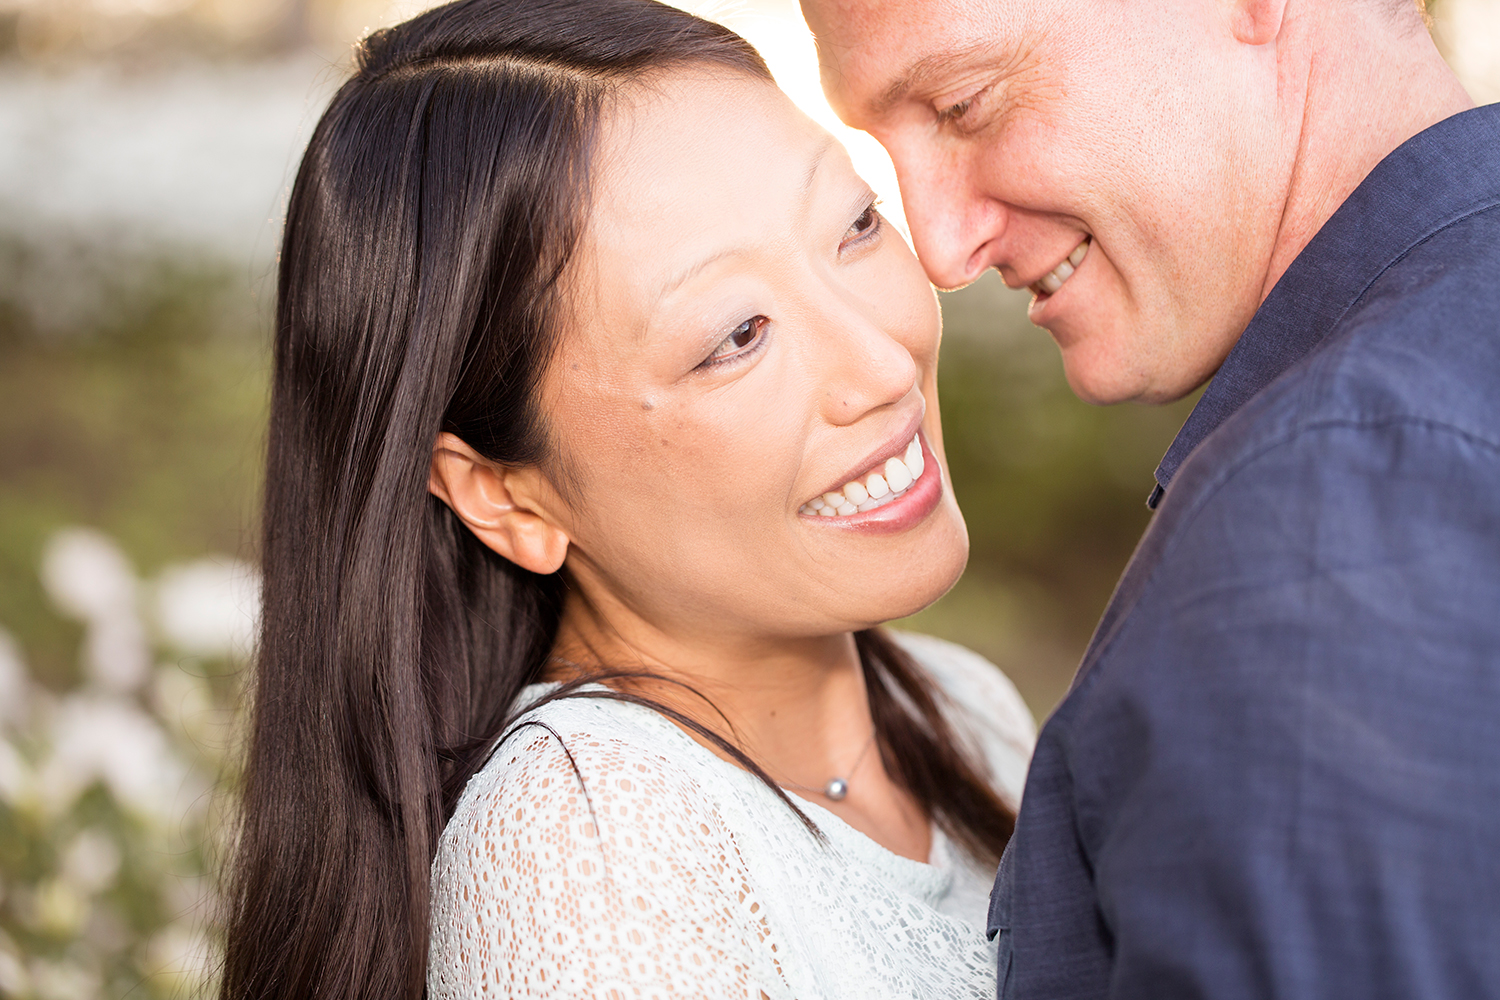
[427,432,571,575]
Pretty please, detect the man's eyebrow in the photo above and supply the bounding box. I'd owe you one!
[655,135,838,302]
[874,42,1004,117]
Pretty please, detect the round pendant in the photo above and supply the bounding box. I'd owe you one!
[824,778,849,801]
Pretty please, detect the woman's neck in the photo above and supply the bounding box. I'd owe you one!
[547,585,933,861]
[549,586,867,768]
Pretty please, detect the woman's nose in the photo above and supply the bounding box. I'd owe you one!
[889,142,1008,290]
[815,302,921,427]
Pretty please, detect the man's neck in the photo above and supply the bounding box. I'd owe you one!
[1265,6,1474,300]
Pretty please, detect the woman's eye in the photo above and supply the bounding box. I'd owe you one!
[705,316,767,364]
[842,203,882,247]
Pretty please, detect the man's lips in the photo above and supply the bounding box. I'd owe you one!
[1027,238,1091,297]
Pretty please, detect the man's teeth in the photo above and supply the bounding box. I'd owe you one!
[799,435,925,517]
[1034,239,1090,295]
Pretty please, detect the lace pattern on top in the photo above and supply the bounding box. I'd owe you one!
[428,632,1036,999]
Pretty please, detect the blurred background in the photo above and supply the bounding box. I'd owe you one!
[0,0,1495,994]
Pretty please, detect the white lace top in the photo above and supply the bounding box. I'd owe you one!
[428,632,1036,999]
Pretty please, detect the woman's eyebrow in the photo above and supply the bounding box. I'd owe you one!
[657,245,747,303]
[653,135,839,302]
[800,134,837,200]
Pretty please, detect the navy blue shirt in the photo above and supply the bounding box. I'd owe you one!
[990,104,1500,1000]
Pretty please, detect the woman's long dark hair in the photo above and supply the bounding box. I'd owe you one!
[222,2,1016,998]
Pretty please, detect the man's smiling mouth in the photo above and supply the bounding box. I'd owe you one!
[1030,238,1091,297]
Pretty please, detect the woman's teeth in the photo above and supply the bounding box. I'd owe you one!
[1032,238,1090,296]
[799,435,925,517]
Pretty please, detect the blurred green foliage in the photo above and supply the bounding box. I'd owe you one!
[0,247,263,999]
[0,248,268,692]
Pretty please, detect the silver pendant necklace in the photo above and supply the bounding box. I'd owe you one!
[777,731,877,802]
[543,655,876,803]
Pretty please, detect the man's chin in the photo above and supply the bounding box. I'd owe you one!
[1057,350,1151,406]
[1046,301,1234,405]
[1057,346,1206,407]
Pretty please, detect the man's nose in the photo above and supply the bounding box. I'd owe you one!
[889,141,1007,290]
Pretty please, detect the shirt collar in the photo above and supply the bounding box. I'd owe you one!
[1147,102,1500,509]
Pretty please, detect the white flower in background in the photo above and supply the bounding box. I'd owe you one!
[26,957,100,1000]
[0,737,32,808]
[31,528,219,823]
[145,923,214,995]
[39,529,133,624]
[0,628,28,727]
[0,629,33,808]
[0,931,28,997]
[37,694,201,825]
[153,557,260,660]
[153,663,232,764]
[32,878,88,937]
[82,611,152,696]
[40,528,149,694]
[6,527,238,994]
[61,829,121,895]
[0,957,24,996]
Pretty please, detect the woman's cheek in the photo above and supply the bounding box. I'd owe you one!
[866,244,941,362]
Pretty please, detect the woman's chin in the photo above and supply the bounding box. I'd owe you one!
[833,515,969,630]
[887,561,968,626]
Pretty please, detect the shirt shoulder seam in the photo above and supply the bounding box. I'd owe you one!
[1074,412,1500,704]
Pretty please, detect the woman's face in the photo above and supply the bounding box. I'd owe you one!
[541,69,967,646]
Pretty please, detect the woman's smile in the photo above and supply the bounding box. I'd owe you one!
[799,427,944,534]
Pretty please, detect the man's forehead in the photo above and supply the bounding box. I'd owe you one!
[804,0,983,39]
[804,0,1017,114]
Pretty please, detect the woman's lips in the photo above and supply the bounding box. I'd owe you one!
[797,432,943,534]
[800,431,924,517]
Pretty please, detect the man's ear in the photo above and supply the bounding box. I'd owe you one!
[1231,0,1289,46]
[427,432,571,575]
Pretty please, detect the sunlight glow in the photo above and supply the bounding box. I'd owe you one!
[677,0,908,231]
[354,1,904,227]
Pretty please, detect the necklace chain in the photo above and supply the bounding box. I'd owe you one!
[773,730,877,802]
[544,655,876,802]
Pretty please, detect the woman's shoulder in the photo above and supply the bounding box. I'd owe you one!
[888,630,1037,807]
[445,687,711,839]
[438,688,768,902]
[431,692,788,999]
